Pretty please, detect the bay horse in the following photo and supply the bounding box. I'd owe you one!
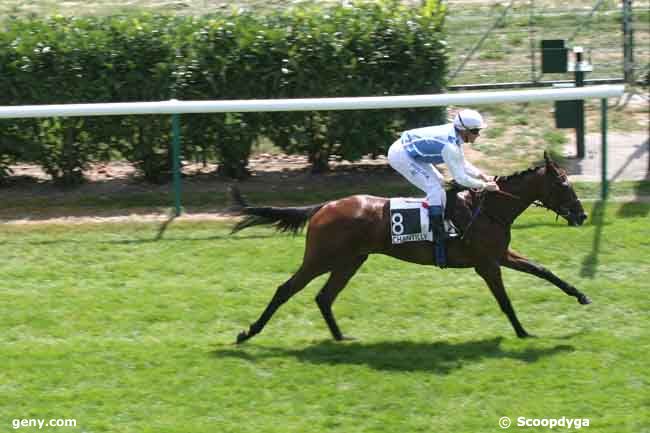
[231,152,591,344]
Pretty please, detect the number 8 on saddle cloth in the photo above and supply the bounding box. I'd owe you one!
[389,198,434,244]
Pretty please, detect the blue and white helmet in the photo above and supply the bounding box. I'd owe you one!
[453,109,487,130]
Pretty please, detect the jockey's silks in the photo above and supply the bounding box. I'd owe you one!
[399,123,485,190]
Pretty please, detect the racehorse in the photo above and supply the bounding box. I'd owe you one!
[231,152,591,344]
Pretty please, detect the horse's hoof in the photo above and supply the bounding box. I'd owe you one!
[578,294,592,305]
[236,331,249,344]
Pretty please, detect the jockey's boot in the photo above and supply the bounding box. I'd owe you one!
[428,205,447,268]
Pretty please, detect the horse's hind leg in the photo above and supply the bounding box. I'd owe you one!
[315,255,368,341]
[236,265,323,344]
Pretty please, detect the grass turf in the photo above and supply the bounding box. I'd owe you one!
[1,202,648,432]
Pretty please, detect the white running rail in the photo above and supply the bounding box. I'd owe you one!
[0,85,624,118]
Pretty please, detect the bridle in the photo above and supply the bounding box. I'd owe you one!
[537,172,583,222]
[461,171,581,237]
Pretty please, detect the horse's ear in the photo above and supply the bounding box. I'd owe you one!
[543,150,553,166]
[542,151,561,177]
[544,151,560,173]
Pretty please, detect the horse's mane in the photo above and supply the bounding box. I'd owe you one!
[496,164,544,183]
[445,164,544,193]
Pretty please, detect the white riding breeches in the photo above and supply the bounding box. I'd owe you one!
[388,139,447,208]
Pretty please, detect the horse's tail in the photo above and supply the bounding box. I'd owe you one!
[229,186,326,235]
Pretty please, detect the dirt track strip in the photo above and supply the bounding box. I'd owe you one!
[0,212,234,225]
[3,197,649,225]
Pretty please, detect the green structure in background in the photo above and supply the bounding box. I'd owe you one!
[541,40,568,74]
[601,99,608,199]
[171,113,183,217]
[542,40,593,159]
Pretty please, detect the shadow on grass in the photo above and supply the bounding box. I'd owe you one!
[580,200,606,278]
[12,231,275,246]
[511,221,608,230]
[154,214,177,240]
[212,337,574,374]
[616,200,650,219]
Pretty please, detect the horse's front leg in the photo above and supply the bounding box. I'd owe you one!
[501,249,591,305]
[475,261,531,338]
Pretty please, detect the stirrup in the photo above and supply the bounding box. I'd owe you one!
[445,220,460,238]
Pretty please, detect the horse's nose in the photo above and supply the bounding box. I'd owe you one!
[569,212,587,226]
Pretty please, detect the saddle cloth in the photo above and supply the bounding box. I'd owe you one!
[389,198,459,244]
[389,198,433,244]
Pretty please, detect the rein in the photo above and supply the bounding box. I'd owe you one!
[494,189,521,201]
[461,172,579,237]
[493,189,546,211]
[490,184,573,222]
[462,187,529,238]
[459,169,583,234]
[461,190,488,240]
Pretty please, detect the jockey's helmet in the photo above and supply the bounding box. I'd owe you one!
[453,109,487,131]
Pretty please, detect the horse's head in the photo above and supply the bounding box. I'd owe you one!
[539,152,587,226]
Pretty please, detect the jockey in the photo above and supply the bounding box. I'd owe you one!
[387,108,500,267]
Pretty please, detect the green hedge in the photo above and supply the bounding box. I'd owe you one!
[0,0,447,184]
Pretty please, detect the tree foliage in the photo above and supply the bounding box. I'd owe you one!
[0,1,447,183]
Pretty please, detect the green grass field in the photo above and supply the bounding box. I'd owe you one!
[1,202,649,432]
